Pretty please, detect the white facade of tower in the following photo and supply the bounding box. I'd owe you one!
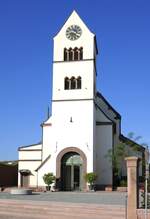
[40,10,98,189]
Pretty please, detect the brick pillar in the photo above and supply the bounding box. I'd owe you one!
[125,157,138,219]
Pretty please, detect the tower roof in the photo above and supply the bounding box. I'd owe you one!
[53,10,98,55]
[54,10,95,39]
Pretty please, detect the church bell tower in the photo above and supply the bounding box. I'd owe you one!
[52,10,98,102]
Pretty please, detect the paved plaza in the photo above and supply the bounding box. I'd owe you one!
[0,191,127,205]
[0,191,127,219]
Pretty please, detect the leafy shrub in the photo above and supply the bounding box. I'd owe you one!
[84,172,97,185]
[120,180,127,187]
[43,173,55,186]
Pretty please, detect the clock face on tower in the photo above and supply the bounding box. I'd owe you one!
[66,25,82,41]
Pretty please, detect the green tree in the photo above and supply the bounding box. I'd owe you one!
[105,132,147,186]
[106,143,125,177]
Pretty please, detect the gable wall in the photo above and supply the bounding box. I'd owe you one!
[96,95,121,138]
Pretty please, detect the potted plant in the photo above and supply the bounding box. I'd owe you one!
[85,172,97,191]
[43,172,56,191]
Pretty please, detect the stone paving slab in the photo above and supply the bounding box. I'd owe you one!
[0,199,126,219]
[0,191,127,205]
[0,192,127,219]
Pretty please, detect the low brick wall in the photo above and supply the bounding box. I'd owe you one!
[137,209,150,219]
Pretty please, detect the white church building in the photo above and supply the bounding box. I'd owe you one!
[18,11,144,191]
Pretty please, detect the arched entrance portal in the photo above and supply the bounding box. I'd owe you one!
[61,152,83,191]
[56,147,87,191]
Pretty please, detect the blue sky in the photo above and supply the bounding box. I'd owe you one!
[0,0,150,160]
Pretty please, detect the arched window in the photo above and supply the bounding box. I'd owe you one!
[71,77,76,89]
[79,47,83,60]
[64,76,81,90]
[74,47,79,61]
[69,48,74,61]
[64,48,67,61]
[64,48,69,61]
[64,47,83,61]
[64,77,70,90]
[77,76,82,89]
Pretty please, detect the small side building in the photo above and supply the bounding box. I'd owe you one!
[0,160,18,188]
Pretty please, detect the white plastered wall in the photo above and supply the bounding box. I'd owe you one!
[38,100,95,186]
[18,144,42,187]
[19,151,41,160]
[52,60,95,101]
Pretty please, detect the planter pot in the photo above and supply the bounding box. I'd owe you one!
[105,186,112,191]
[51,185,56,192]
[46,186,51,191]
[116,186,127,192]
[88,184,96,191]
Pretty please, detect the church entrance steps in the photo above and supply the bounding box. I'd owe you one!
[0,199,125,219]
